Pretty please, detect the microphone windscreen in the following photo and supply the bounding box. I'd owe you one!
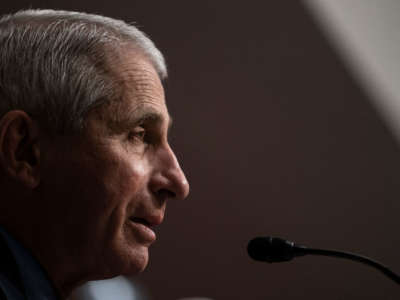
[247,237,295,263]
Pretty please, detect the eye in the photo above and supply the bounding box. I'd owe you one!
[127,127,146,142]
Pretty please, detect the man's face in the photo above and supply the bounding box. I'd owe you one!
[39,51,189,279]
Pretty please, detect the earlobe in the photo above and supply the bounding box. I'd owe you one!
[0,110,41,188]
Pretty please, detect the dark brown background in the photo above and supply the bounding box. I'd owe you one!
[1,1,399,299]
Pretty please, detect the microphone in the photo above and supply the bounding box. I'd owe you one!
[247,236,400,284]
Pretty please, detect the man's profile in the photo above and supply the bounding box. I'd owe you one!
[0,9,189,300]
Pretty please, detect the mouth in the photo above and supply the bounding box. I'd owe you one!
[129,213,164,228]
[128,214,164,244]
[128,216,157,243]
[129,217,152,227]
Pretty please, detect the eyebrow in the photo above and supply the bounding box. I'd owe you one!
[119,107,173,132]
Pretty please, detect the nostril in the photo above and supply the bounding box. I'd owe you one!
[157,189,175,199]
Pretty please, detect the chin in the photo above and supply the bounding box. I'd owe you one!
[127,249,149,274]
[113,244,150,277]
[97,250,148,280]
[100,226,152,278]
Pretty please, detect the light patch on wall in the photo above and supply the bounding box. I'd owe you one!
[303,0,400,142]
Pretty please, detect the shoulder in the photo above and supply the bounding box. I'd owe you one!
[0,232,25,300]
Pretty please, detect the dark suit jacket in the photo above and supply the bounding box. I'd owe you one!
[0,230,24,300]
[0,227,60,300]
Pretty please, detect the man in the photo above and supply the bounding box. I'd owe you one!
[0,9,189,300]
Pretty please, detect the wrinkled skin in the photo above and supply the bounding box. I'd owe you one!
[0,51,189,297]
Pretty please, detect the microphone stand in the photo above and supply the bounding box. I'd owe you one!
[294,245,400,284]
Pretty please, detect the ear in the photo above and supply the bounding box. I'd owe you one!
[0,110,40,188]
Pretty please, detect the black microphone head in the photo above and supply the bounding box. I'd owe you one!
[247,236,296,263]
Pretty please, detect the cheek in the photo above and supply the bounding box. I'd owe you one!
[95,154,150,214]
[42,143,151,231]
[108,155,148,193]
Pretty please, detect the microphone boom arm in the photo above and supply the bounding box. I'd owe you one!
[247,237,400,285]
[299,246,400,285]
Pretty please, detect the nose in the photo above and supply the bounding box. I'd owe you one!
[150,144,190,201]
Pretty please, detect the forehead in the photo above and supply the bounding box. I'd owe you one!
[96,51,170,131]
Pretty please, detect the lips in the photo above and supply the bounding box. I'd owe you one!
[130,217,151,227]
[129,214,163,228]
[128,214,163,243]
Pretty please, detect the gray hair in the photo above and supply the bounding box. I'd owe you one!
[0,9,167,133]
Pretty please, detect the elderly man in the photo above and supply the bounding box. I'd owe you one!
[0,9,189,300]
